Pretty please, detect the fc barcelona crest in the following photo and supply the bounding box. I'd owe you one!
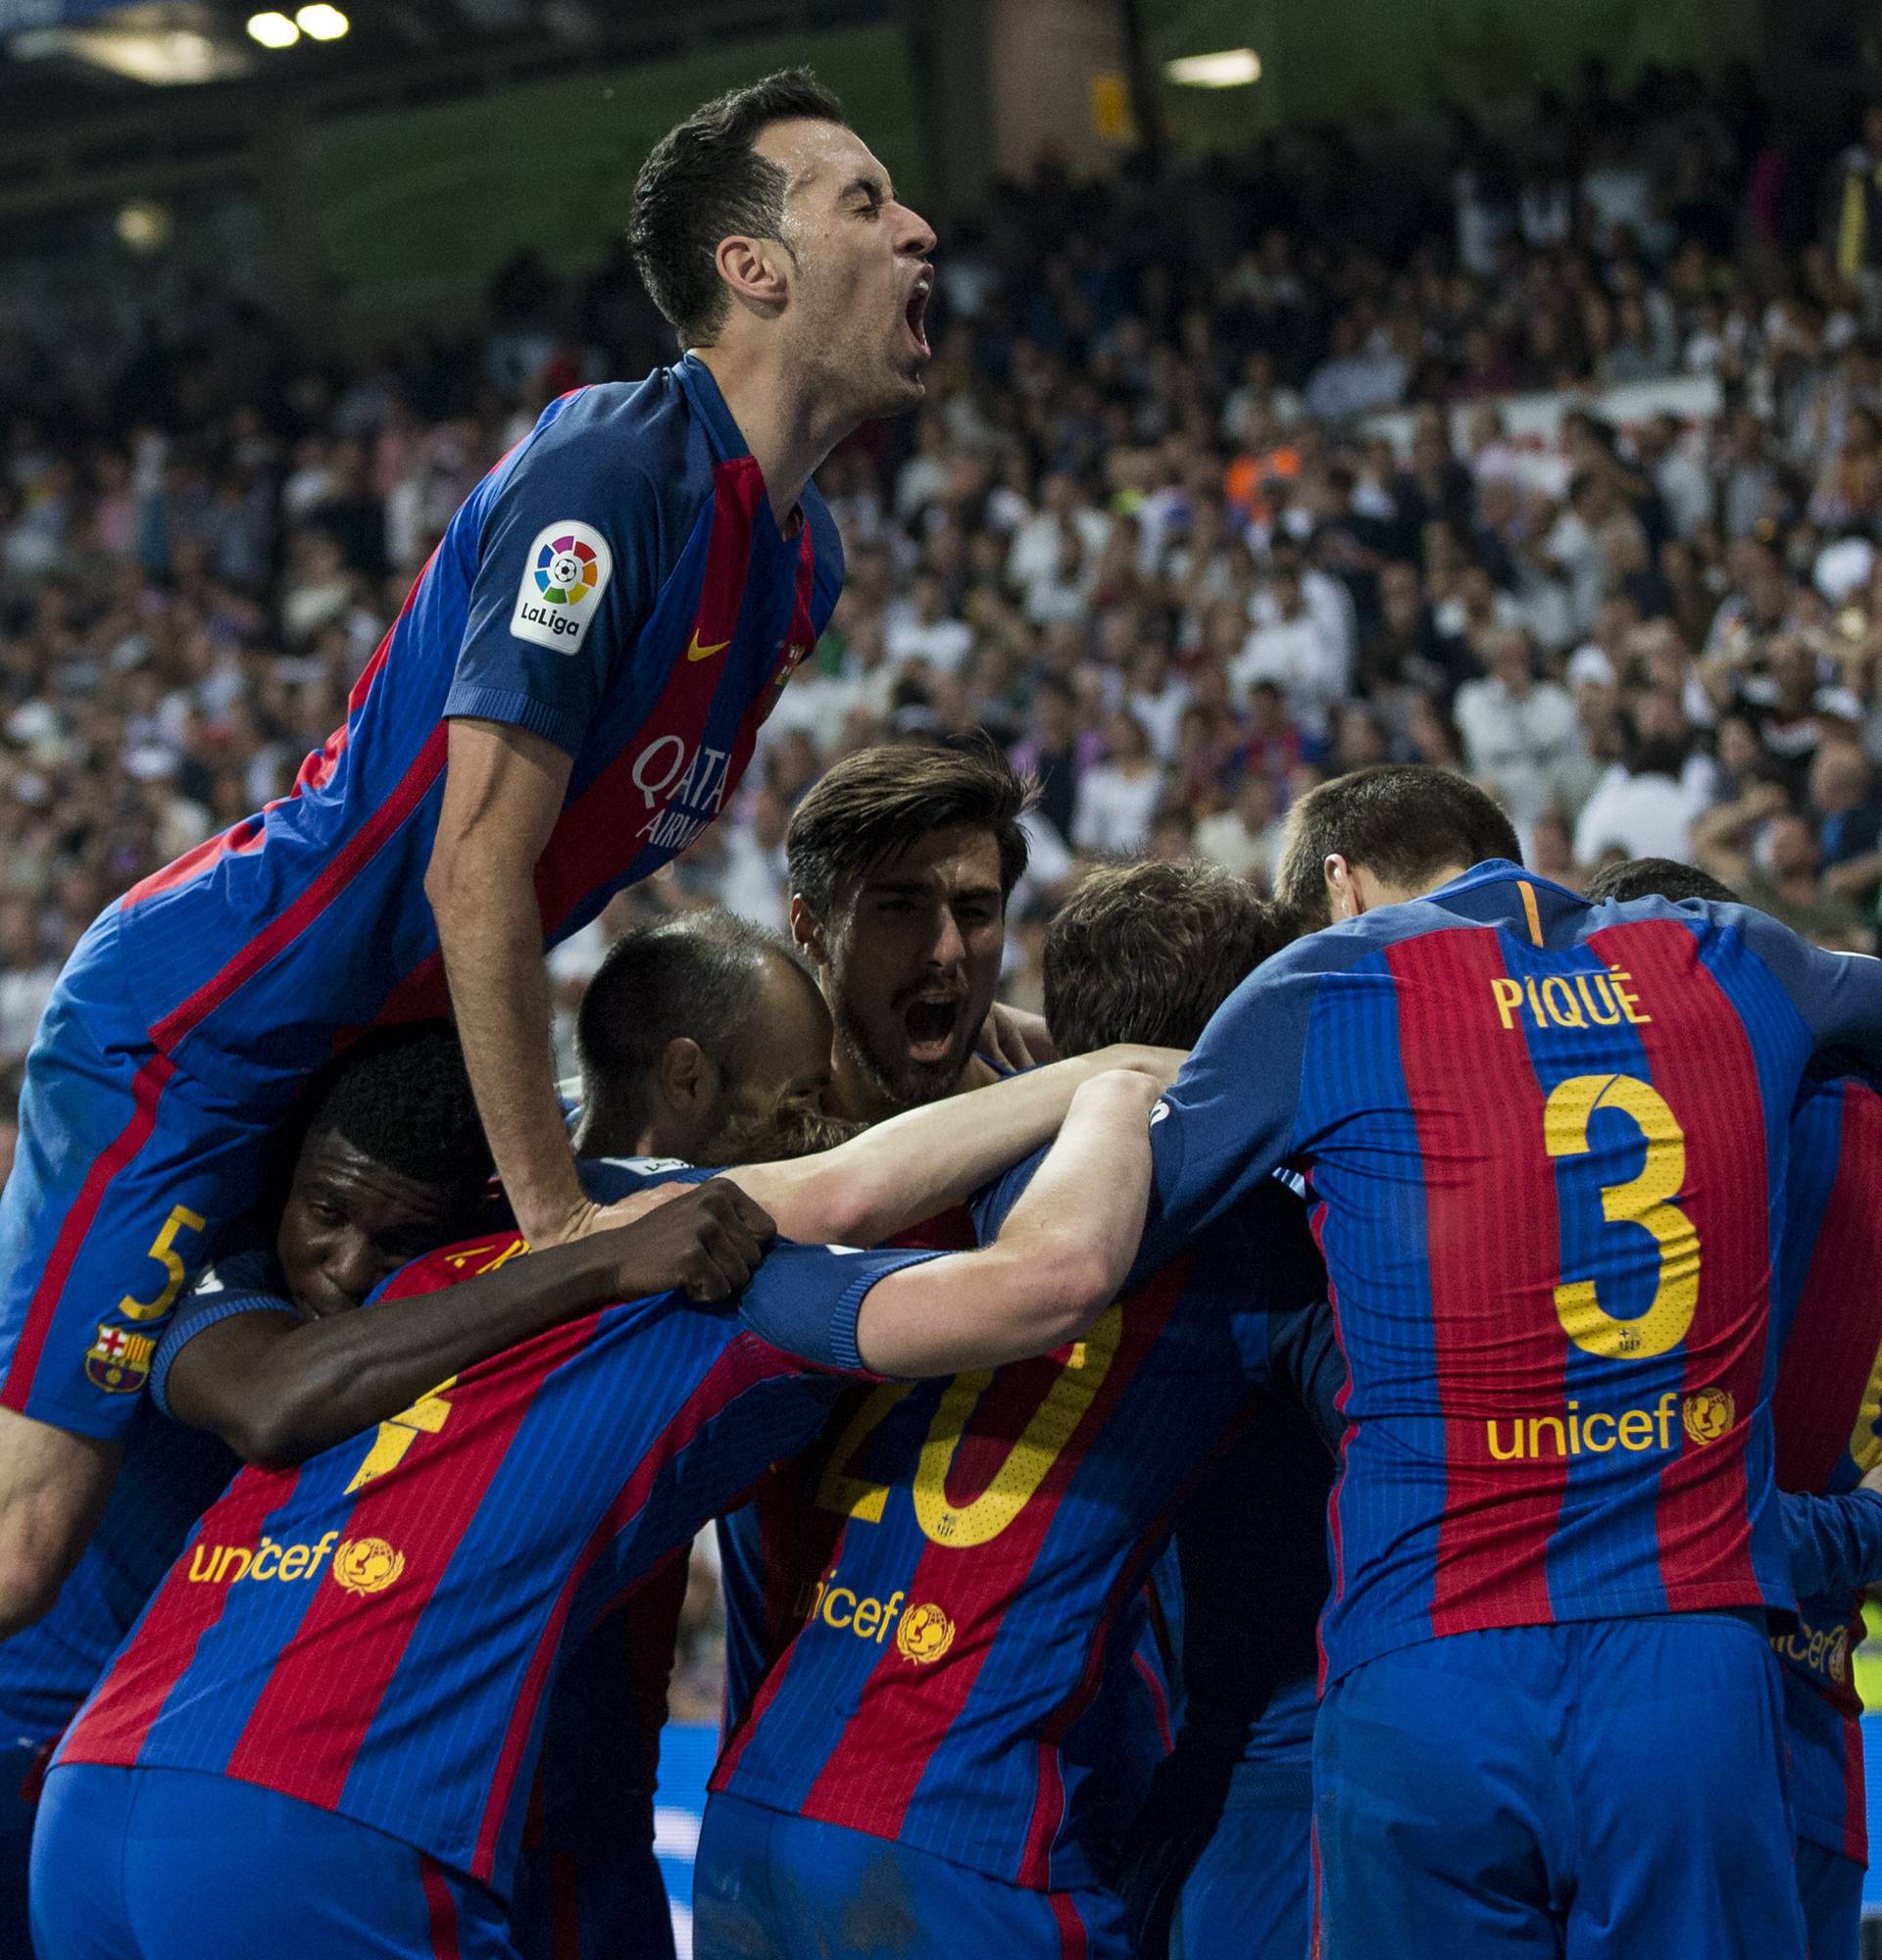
[84,1324,155,1395]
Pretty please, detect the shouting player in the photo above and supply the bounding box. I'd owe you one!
[1587,856,1882,1960]
[0,65,938,1627]
[1138,763,1882,1957]
[31,1058,1167,1960]
[694,860,1339,1960]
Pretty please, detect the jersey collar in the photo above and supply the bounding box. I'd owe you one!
[677,353,750,464]
[1422,859,1588,938]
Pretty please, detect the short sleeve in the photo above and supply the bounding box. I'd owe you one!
[736,1242,946,1376]
[444,399,661,759]
[150,1263,296,1419]
[1726,904,1882,1076]
[576,1156,717,1204]
[966,1146,1050,1246]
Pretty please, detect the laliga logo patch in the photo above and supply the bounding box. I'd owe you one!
[331,1537,406,1596]
[512,519,614,654]
[84,1323,155,1395]
[894,1601,956,1665]
[1681,1387,1735,1446]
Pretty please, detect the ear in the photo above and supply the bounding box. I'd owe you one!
[656,1037,718,1115]
[715,234,792,318]
[789,895,830,969]
[1324,853,1365,921]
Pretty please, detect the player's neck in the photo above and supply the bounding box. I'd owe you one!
[693,344,839,530]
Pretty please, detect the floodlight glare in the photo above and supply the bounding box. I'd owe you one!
[295,5,350,39]
[1164,48,1262,88]
[246,11,300,47]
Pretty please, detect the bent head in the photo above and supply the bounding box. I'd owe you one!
[275,1026,493,1321]
[575,909,835,1165]
[1274,764,1522,929]
[629,69,936,425]
[788,744,1032,1118]
[1044,860,1294,1055]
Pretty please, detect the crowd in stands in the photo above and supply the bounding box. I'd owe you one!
[5,62,1882,1133]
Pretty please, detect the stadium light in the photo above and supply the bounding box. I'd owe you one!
[246,11,300,47]
[116,201,173,253]
[1164,48,1262,88]
[295,5,350,39]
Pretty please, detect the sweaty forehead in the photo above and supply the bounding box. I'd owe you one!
[753,118,889,202]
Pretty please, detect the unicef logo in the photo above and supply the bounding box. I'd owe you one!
[1681,1388,1735,1446]
[534,534,600,607]
[894,1601,956,1665]
[330,1537,405,1596]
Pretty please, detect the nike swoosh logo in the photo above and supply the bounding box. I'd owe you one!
[685,631,732,662]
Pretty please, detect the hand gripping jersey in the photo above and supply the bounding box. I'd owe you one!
[0,355,838,1434]
[53,1233,933,1896]
[1767,1076,1882,1872]
[1140,861,1882,1687]
[710,1164,1329,1893]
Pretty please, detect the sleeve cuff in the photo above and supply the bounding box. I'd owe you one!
[829,1251,947,1377]
[150,1293,295,1418]
[442,683,587,760]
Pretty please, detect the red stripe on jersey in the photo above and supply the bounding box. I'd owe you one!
[1131,1647,1174,1755]
[1048,1889,1090,1960]
[754,524,818,731]
[223,1308,600,1810]
[58,1463,295,1763]
[797,1263,1190,1858]
[123,550,435,911]
[1771,1084,1882,1494]
[1841,1702,1867,1865]
[1312,1200,1348,1688]
[471,1330,799,1877]
[1386,929,1565,1635]
[1588,920,1767,1605]
[148,723,450,1053]
[0,1052,176,1413]
[532,461,811,938]
[421,1856,461,1959]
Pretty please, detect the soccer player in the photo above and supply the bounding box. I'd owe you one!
[0,1025,498,1953]
[695,861,1340,1960]
[30,1066,1165,1960]
[1139,762,1882,1958]
[1586,856,1882,1960]
[786,744,1037,1122]
[0,65,939,1627]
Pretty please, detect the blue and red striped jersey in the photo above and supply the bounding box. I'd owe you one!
[114,356,839,1094]
[53,1232,932,1894]
[1142,861,1882,1687]
[710,1172,1327,1893]
[1768,1075,1882,1863]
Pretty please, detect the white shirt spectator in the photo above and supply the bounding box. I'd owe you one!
[1572,760,1712,865]
[1007,507,1112,595]
[0,962,54,1063]
[1454,674,1581,828]
[1072,761,1166,856]
[716,825,789,932]
[1233,604,1348,740]
[883,603,973,674]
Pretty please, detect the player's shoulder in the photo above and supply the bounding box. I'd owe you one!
[576,1154,712,1203]
[500,368,711,522]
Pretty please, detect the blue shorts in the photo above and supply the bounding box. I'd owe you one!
[31,1763,517,1959]
[1313,1615,1805,1960]
[1,1736,43,1960]
[1794,1840,1862,1960]
[0,910,282,1439]
[692,1791,1131,1960]
[510,1799,674,1960]
[1122,1781,1312,1960]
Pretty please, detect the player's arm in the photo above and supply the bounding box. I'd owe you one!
[1782,1476,1882,1601]
[1730,905,1882,1076]
[159,1183,772,1466]
[850,1069,1163,1376]
[718,1044,1183,1246]
[1265,1296,1347,1452]
[425,716,600,1250]
[0,1415,119,1636]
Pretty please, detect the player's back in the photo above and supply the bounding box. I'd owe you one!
[711,1172,1323,1892]
[1768,1074,1882,1867]
[1148,863,1827,1685]
[110,360,835,1089]
[55,1233,871,1895]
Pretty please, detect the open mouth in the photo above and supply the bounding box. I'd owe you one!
[902,993,960,1059]
[904,270,932,360]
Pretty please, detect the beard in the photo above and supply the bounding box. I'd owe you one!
[831,985,969,1115]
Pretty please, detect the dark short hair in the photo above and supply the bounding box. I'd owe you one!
[1584,858,1740,906]
[299,1024,490,1193]
[576,909,814,1118]
[1043,860,1294,1055]
[1274,764,1522,923]
[787,743,1034,920]
[627,69,847,347]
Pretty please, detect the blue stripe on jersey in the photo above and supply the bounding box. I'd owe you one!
[1290,950,1442,1663]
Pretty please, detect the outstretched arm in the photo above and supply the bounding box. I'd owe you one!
[852,1069,1162,1376]
[720,1044,1182,1248]
[160,1183,772,1466]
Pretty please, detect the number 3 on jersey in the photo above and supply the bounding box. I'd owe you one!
[1544,1072,1701,1359]
[815,1306,1125,1547]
